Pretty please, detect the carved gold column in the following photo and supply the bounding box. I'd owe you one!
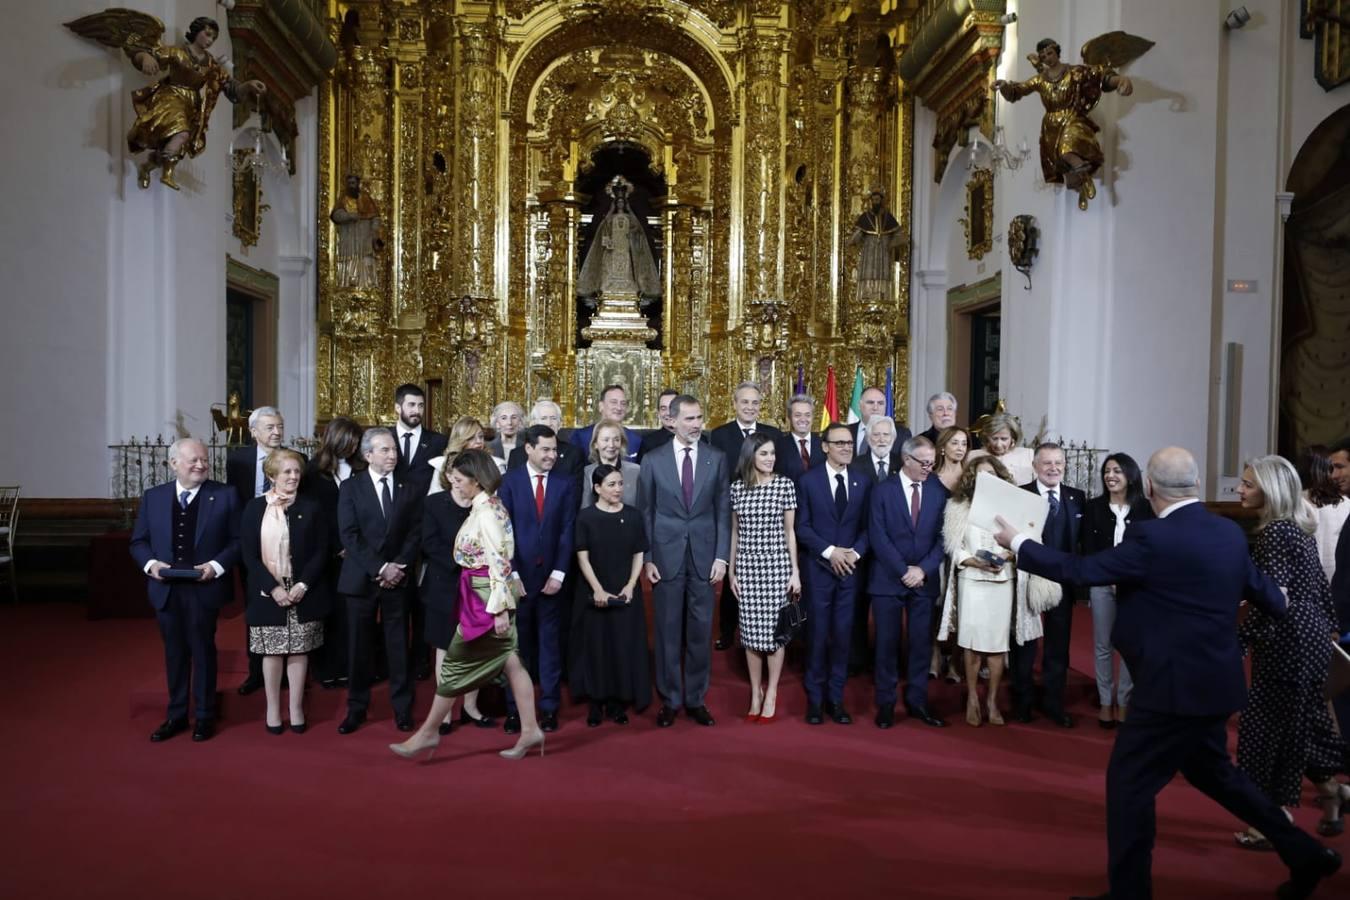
[529,189,581,410]
[739,25,789,425]
[842,63,893,381]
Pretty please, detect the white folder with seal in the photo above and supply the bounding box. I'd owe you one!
[968,471,1049,541]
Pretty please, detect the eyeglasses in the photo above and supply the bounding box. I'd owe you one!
[905,455,935,469]
[824,439,854,447]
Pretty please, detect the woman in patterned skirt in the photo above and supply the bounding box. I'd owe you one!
[390,450,545,761]
[729,432,800,723]
[1235,454,1347,846]
[241,449,329,734]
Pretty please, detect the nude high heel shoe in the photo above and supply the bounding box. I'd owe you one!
[499,728,545,760]
[389,733,440,762]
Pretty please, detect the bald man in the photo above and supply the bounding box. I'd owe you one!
[993,447,1339,900]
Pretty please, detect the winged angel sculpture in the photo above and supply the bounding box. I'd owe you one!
[992,32,1153,210]
[65,10,265,191]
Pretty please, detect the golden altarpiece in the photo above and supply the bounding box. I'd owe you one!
[316,0,928,429]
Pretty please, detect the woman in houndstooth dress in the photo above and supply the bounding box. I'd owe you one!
[729,432,801,722]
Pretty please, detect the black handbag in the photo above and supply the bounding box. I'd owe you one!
[773,596,807,648]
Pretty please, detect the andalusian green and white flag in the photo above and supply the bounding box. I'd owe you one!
[846,366,865,424]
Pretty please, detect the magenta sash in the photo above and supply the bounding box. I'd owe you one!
[457,567,496,641]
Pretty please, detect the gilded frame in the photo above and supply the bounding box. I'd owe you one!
[962,167,993,260]
[232,150,262,249]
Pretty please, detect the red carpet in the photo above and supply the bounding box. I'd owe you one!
[0,602,1342,900]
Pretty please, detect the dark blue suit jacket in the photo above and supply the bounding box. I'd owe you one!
[867,476,948,597]
[336,472,423,596]
[129,480,241,611]
[1017,501,1287,717]
[571,424,641,461]
[774,432,826,481]
[498,466,578,596]
[795,465,870,580]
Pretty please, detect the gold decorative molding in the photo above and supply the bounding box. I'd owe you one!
[231,150,263,250]
[960,166,994,260]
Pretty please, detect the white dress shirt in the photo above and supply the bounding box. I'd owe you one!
[254,446,269,497]
[396,424,423,461]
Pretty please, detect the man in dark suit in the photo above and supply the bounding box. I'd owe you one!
[795,422,870,724]
[1010,441,1085,727]
[637,388,680,461]
[225,405,290,696]
[572,384,642,460]
[994,446,1340,900]
[847,413,903,672]
[497,425,578,733]
[848,386,912,456]
[775,393,825,481]
[507,400,584,479]
[1329,437,1350,734]
[130,438,241,743]
[709,381,784,649]
[868,436,948,728]
[917,391,958,445]
[336,427,423,734]
[391,383,447,485]
[637,395,731,728]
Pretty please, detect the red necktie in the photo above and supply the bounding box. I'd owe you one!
[799,438,810,470]
[910,481,921,525]
[534,474,546,520]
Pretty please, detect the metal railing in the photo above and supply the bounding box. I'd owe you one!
[1055,438,1107,499]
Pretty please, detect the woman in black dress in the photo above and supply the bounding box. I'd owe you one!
[241,449,329,733]
[302,416,364,688]
[1235,454,1346,845]
[570,464,652,725]
[421,457,495,733]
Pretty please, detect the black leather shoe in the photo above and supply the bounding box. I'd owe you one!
[191,719,214,742]
[656,705,678,728]
[906,705,948,728]
[503,714,521,735]
[540,712,559,733]
[827,702,853,725]
[687,706,715,726]
[1047,711,1076,728]
[237,675,263,696]
[265,722,284,735]
[395,714,415,732]
[1277,848,1342,900]
[714,637,731,651]
[875,706,895,729]
[806,704,824,725]
[337,712,366,735]
[587,704,604,728]
[150,718,188,742]
[1013,707,1035,724]
[458,709,497,729]
[290,721,307,734]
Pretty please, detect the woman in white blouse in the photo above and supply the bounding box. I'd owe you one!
[965,412,1034,486]
[1080,453,1153,728]
[1298,445,1348,583]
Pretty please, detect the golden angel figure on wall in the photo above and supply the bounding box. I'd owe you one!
[65,10,265,191]
[992,33,1152,210]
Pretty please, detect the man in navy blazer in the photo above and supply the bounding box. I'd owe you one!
[774,394,826,481]
[336,428,423,735]
[995,447,1339,900]
[868,435,948,728]
[1012,442,1086,727]
[572,383,642,460]
[497,424,578,733]
[130,438,240,743]
[795,422,870,724]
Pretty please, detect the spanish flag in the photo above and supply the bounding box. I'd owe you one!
[819,366,839,430]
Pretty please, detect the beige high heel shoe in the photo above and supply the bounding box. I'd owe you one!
[389,733,440,761]
[500,728,545,760]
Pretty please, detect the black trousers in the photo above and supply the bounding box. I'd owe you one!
[1105,708,1323,899]
[156,589,220,722]
[344,587,413,718]
[1010,594,1073,714]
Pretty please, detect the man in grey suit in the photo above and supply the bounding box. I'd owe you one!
[637,395,731,728]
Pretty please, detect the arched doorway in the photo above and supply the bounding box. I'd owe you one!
[1278,103,1350,456]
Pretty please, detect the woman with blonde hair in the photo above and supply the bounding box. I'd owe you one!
[965,412,1034,485]
[936,455,1061,726]
[583,419,641,509]
[1233,454,1346,845]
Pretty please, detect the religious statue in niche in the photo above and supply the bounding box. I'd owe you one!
[991,33,1153,211]
[330,174,385,291]
[847,190,906,304]
[65,11,266,191]
[576,175,661,308]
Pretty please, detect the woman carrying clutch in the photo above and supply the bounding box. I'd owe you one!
[390,450,544,761]
[241,449,329,733]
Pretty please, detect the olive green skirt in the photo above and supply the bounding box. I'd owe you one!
[435,624,517,698]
